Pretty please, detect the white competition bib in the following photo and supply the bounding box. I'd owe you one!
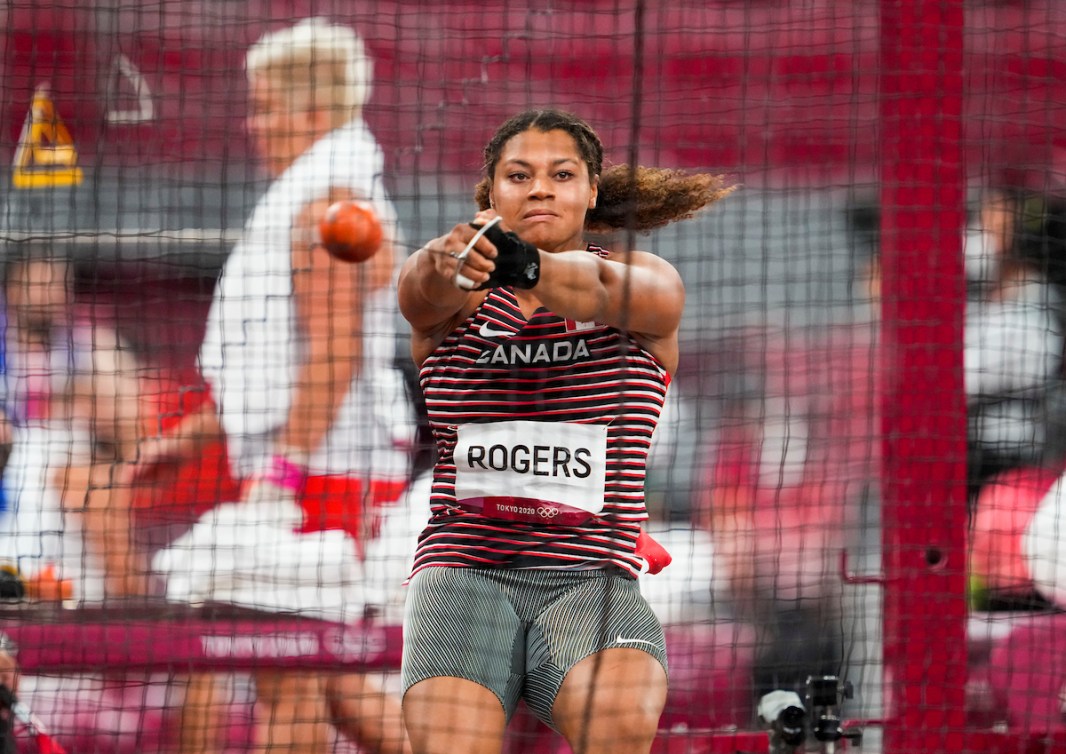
[453,420,608,525]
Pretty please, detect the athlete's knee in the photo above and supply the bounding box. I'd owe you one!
[557,705,660,754]
[552,650,666,752]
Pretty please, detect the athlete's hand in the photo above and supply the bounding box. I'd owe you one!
[426,209,500,290]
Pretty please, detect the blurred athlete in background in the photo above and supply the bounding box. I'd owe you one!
[146,17,415,754]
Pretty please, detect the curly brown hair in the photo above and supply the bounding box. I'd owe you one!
[473,109,734,233]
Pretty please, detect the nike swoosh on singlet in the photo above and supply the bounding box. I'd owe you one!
[477,322,514,339]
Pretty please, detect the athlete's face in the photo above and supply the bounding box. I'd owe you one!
[489,128,598,254]
[246,74,321,178]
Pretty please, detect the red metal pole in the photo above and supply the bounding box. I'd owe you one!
[879,1,969,753]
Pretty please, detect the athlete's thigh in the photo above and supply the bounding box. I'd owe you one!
[553,647,668,754]
[523,569,667,725]
[401,566,525,716]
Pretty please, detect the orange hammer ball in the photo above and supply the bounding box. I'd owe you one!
[318,200,384,263]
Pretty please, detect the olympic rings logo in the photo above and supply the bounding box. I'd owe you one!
[537,506,560,519]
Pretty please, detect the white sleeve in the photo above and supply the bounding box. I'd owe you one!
[965,283,1063,398]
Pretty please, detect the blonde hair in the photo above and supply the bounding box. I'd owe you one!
[246,17,372,127]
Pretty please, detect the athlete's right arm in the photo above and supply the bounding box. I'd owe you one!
[398,213,499,363]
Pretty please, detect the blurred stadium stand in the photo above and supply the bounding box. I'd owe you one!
[4,0,1061,347]
[3,1,1064,242]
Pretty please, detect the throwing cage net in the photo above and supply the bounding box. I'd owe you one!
[1,1,1065,753]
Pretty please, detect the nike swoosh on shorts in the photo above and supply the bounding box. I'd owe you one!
[614,635,661,650]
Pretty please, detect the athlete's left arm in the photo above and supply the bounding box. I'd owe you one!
[533,249,684,372]
[280,190,396,457]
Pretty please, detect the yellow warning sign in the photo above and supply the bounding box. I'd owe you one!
[12,84,84,189]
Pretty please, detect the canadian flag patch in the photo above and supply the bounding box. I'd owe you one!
[564,318,597,333]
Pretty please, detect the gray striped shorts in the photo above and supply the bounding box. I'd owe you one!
[401,566,668,726]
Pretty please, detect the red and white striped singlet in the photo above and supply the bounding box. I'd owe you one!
[413,247,670,577]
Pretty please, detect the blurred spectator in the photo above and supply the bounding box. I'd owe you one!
[0,242,141,601]
[692,186,1066,706]
[683,195,899,703]
[0,245,220,599]
[963,188,1066,492]
[941,189,1066,610]
[0,243,177,752]
[691,316,874,702]
[56,367,240,754]
[847,187,1066,495]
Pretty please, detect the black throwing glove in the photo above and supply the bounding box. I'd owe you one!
[469,221,541,290]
